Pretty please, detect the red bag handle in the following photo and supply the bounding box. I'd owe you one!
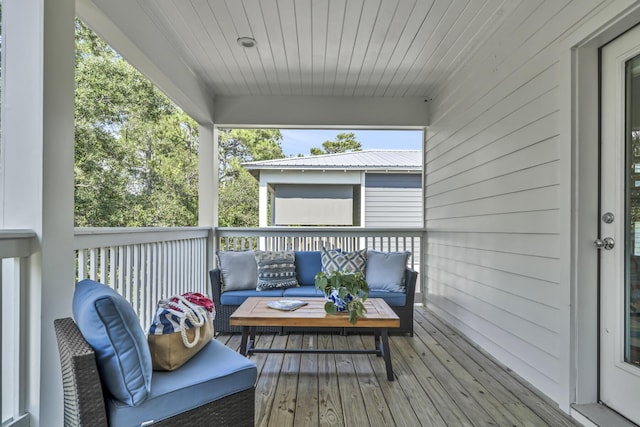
[171,292,214,313]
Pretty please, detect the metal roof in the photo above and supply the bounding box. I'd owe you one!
[243,150,422,171]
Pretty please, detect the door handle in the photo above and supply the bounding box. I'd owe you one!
[594,237,615,250]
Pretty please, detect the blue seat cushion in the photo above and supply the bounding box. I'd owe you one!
[107,339,257,426]
[220,289,284,305]
[72,279,152,406]
[367,290,406,306]
[282,286,324,298]
[294,251,322,286]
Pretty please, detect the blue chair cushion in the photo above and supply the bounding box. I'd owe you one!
[367,290,406,306]
[106,338,257,426]
[294,251,322,286]
[282,286,324,298]
[220,289,284,305]
[72,279,152,406]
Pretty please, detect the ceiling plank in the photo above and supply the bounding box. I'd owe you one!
[334,0,365,96]
[259,0,292,95]
[394,0,476,97]
[372,0,436,96]
[344,0,382,96]
[311,0,329,96]
[353,0,401,96]
[242,0,281,95]
[295,0,314,96]
[225,0,273,95]
[323,0,347,96]
[278,0,303,95]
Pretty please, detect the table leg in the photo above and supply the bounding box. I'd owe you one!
[380,329,394,381]
[248,327,256,355]
[239,326,249,356]
[374,332,382,357]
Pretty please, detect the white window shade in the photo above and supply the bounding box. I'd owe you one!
[273,184,353,225]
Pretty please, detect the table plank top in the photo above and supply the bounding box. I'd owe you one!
[229,297,400,328]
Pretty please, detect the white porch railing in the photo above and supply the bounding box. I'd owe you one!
[1,230,36,427]
[73,227,212,332]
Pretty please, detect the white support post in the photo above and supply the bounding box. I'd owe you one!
[198,123,217,227]
[259,177,269,227]
[0,1,76,426]
[198,123,217,274]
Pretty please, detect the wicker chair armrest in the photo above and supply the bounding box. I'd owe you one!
[404,268,418,306]
[209,268,223,307]
[54,318,109,427]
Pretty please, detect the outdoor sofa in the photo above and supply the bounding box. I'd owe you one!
[210,249,418,336]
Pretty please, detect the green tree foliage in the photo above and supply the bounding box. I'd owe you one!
[310,132,362,155]
[218,129,283,226]
[74,20,198,227]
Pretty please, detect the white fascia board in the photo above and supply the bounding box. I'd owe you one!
[259,170,361,185]
[76,0,215,124]
[214,96,429,127]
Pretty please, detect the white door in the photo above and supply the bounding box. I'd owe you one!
[600,24,640,424]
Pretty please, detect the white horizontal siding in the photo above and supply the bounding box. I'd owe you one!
[365,188,422,227]
[424,0,611,408]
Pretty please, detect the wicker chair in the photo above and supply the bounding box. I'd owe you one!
[54,318,254,426]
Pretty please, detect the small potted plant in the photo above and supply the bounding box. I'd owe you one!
[314,271,369,324]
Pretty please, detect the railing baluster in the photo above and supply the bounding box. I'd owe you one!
[89,248,97,280]
[77,249,87,280]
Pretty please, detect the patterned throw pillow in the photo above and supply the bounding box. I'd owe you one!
[321,248,367,275]
[255,250,299,291]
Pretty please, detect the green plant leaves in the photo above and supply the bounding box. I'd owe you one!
[315,270,369,324]
[324,301,338,315]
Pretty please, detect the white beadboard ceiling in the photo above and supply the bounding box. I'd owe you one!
[80,0,510,125]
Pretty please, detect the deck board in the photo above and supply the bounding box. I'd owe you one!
[317,333,344,427]
[216,306,580,427]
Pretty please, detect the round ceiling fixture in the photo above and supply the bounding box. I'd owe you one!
[237,37,257,48]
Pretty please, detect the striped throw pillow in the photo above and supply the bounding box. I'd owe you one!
[254,250,299,291]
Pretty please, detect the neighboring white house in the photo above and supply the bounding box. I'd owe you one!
[243,150,423,228]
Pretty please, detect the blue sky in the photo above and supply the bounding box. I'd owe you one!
[279,129,423,157]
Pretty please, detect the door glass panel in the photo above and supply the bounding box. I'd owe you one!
[626,53,640,365]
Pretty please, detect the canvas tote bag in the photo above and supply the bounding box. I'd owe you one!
[148,292,215,371]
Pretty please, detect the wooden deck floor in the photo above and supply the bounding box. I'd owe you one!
[216,307,580,427]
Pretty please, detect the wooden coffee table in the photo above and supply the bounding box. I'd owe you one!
[229,297,400,381]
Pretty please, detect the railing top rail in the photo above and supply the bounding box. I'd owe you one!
[215,226,426,238]
[0,229,37,258]
[0,229,38,239]
[73,226,211,250]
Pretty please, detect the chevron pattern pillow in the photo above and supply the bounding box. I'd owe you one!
[254,250,299,291]
[321,248,367,275]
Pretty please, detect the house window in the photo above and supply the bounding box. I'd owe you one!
[273,184,357,226]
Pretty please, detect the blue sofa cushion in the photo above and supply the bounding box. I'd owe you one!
[367,290,406,306]
[220,289,285,305]
[107,338,257,426]
[283,285,325,298]
[366,250,411,292]
[217,250,258,291]
[72,279,152,406]
[294,251,322,286]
